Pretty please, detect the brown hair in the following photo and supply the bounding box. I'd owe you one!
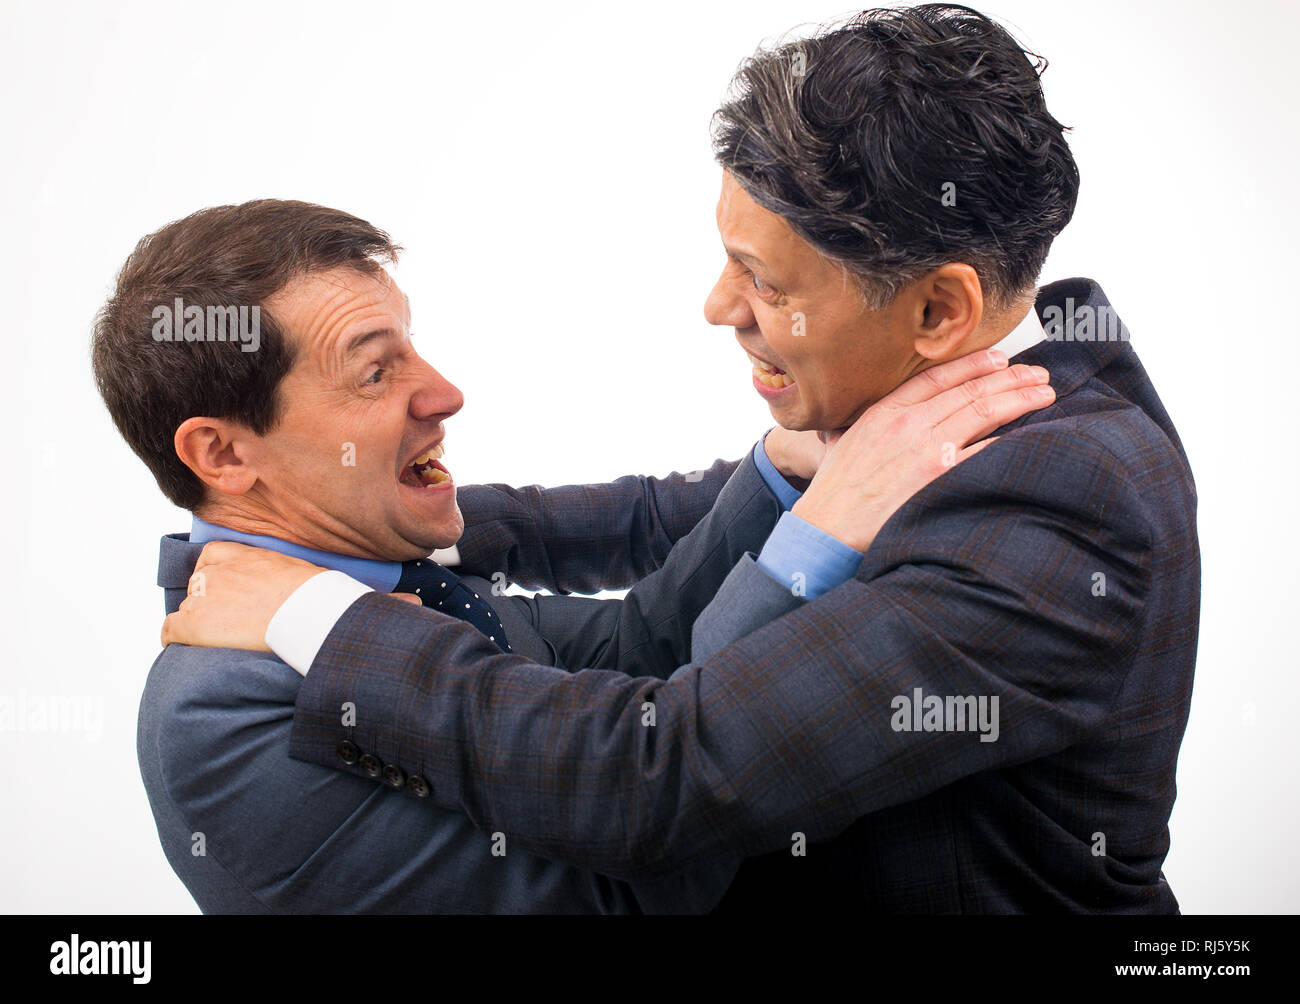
[92,199,400,510]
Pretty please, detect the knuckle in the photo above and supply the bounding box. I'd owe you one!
[913,366,945,397]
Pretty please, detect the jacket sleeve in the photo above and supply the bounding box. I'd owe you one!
[149,646,651,914]
[519,452,782,678]
[288,425,1152,880]
[453,457,743,594]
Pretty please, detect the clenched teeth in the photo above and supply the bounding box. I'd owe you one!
[748,353,795,387]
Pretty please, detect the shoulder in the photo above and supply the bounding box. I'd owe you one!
[138,645,302,793]
[141,644,299,723]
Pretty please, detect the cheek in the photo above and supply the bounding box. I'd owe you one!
[758,309,808,362]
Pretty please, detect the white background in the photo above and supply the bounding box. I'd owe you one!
[1,0,1295,913]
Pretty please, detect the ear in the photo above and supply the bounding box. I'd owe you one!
[174,417,260,499]
[910,263,985,362]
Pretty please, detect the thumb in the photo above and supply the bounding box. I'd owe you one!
[388,592,425,607]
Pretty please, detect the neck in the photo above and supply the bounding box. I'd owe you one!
[195,498,378,560]
[825,297,1039,436]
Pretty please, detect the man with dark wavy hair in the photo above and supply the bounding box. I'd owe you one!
[167,5,1198,913]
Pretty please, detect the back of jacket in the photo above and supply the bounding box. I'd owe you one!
[714,277,1199,913]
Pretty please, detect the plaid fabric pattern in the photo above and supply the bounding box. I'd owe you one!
[290,277,1199,913]
[454,457,742,594]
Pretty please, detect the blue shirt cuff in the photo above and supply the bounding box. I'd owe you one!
[756,511,864,600]
[752,431,803,512]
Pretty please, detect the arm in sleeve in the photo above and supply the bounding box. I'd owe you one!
[151,646,656,913]
[264,453,781,682]
[289,427,1152,879]
[452,457,742,594]
[523,451,782,677]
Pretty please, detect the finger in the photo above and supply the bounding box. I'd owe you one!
[923,363,1050,425]
[957,435,999,460]
[884,348,1010,408]
[161,611,179,647]
[195,539,255,569]
[937,383,1055,449]
[387,592,425,607]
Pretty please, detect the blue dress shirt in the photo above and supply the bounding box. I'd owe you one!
[189,516,402,592]
[751,434,864,600]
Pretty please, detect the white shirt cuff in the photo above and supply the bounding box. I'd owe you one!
[430,544,460,566]
[264,570,373,677]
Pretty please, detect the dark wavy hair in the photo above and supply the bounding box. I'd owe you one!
[711,4,1080,311]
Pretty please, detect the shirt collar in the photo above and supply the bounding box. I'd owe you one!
[188,516,402,593]
[989,300,1047,360]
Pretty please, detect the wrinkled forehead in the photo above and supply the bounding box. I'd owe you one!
[267,265,410,364]
[715,171,817,270]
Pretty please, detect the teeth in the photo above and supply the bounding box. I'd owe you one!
[411,443,445,466]
[420,468,450,485]
[748,353,793,386]
[754,368,795,388]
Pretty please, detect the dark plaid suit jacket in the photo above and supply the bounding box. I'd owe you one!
[289,277,1200,913]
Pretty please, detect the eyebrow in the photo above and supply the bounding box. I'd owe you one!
[343,327,401,358]
[724,245,767,269]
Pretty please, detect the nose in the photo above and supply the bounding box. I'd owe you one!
[409,356,464,422]
[703,266,755,329]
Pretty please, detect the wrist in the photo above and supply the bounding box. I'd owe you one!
[791,497,864,552]
[765,429,813,491]
[763,428,787,473]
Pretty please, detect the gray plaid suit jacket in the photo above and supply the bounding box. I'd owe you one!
[288,277,1200,913]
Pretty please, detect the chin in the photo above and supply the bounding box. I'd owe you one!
[771,407,816,433]
[426,508,465,551]
[387,516,462,560]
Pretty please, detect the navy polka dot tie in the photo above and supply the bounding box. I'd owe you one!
[395,559,512,654]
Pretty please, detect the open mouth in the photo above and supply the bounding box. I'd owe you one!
[399,442,452,489]
[747,352,795,388]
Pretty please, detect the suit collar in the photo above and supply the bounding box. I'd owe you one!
[157,526,403,615]
[1016,277,1135,401]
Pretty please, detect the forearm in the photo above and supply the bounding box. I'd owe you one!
[289,432,1151,879]
[529,452,783,678]
[453,457,742,594]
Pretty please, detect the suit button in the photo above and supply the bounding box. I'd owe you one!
[382,763,406,789]
[337,740,360,765]
[358,753,382,778]
[406,775,431,798]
